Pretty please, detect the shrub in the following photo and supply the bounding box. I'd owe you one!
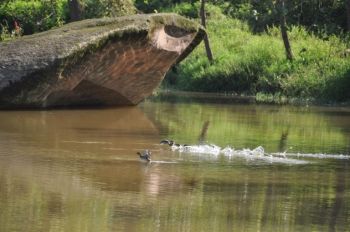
[83,0,135,18]
[0,0,135,35]
[163,3,350,103]
[0,0,68,35]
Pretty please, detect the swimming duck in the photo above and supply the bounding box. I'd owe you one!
[137,150,151,162]
[160,139,188,148]
[160,139,175,146]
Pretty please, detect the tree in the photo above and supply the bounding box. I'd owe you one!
[277,0,293,61]
[200,0,214,63]
[68,0,83,22]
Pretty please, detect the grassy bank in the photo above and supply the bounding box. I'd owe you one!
[163,4,350,104]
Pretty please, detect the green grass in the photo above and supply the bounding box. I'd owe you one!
[163,4,350,104]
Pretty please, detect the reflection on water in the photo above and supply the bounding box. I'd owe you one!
[0,96,350,231]
[141,96,350,155]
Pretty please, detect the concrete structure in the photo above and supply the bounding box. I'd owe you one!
[0,14,205,108]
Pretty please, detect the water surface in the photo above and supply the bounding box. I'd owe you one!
[0,95,350,231]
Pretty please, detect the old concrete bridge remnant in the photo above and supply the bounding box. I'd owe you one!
[0,13,205,108]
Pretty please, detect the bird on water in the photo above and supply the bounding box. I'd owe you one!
[137,150,152,162]
[160,139,175,146]
[160,139,188,147]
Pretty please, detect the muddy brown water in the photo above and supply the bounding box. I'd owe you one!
[0,95,349,231]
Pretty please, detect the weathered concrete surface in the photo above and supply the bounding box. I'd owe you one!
[0,13,205,108]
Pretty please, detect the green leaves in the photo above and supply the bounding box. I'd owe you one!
[0,0,68,34]
[163,3,350,103]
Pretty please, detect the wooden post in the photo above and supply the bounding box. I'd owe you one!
[200,0,214,64]
[278,0,293,61]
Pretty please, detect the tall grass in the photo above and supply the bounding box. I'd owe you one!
[164,4,350,103]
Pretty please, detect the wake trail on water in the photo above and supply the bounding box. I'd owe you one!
[168,144,350,164]
[272,152,350,160]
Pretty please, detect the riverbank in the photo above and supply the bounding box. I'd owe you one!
[162,3,350,104]
[1,2,349,104]
[151,89,350,107]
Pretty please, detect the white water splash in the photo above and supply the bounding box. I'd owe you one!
[168,143,350,164]
[273,152,350,160]
[151,161,178,164]
[172,144,221,155]
[220,146,309,164]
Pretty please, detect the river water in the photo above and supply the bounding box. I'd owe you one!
[0,94,349,232]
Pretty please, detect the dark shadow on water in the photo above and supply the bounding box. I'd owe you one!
[198,120,210,144]
[329,162,349,232]
[278,128,289,152]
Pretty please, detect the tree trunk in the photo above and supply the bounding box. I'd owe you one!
[68,0,83,22]
[200,0,214,64]
[50,0,57,18]
[278,0,293,61]
[346,0,350,31]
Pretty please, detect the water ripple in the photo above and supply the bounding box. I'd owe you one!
[169,144,350,164]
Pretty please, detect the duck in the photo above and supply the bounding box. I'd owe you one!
[160,139,176,146]
[137,150,151,162]
[160,139,189,148]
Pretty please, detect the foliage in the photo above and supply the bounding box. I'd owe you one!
[0,0,135,35]
[135,0,349,35]
[220,0,348,35]
[166,2,198,18]
[0,0,68,35]
[1,0,348,36]
[134,0,194,13]
[0,20,11,41]
[163,1,225,20]
[83,0,135,18]
[163,3,350,103]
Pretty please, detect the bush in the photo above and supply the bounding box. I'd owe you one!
[0,0,68,35]
[83,0,135,18]
[0,0,135,35]
[0,21,12,41]
[163,3,350,103]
